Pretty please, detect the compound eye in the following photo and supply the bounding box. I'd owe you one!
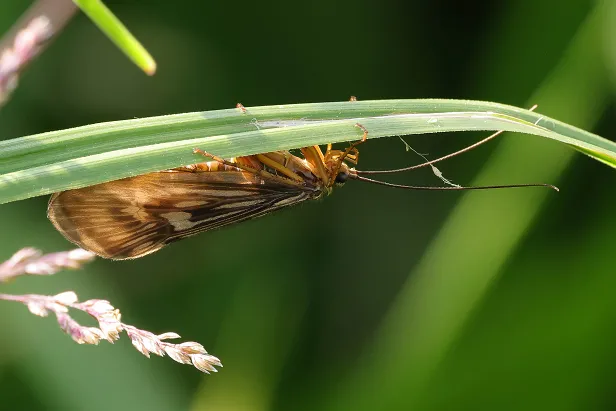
[335,171,349,185]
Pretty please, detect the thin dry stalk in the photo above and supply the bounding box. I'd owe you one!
[0,0,78,105]
[0,248,222,373]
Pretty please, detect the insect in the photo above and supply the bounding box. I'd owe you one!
[48,124,556,260]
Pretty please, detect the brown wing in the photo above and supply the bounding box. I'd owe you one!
[48,170,318,260]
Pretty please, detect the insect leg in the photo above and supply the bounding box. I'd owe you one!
[193,148,269,174]
[193,148,305,186]
[354,123,368,142]
[236,103,247,113]
[256,154,305,182]
[193,148,240,166]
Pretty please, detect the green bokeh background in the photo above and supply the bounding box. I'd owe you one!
[1,0,616,410]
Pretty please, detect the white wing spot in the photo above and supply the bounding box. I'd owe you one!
[161,211,199,231]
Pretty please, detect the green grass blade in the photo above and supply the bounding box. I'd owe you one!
[73,0,156,75]
[0,99,614,204]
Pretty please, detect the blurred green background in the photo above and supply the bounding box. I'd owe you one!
[1,0,616,410]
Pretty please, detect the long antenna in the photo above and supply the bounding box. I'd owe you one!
[353,175,559,191]
[357,105,538,175]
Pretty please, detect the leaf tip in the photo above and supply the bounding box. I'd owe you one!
[144,58,157,76]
